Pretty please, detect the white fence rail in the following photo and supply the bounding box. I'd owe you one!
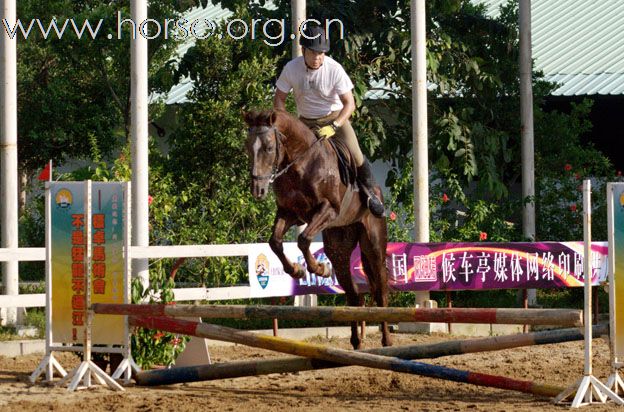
[0,248,45,262]
[0,245,255,309]
[131,244,254,259]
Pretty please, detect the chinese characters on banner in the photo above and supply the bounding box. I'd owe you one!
[382,243,606,291]
[70,213,85,341]
[248,242,608,297]
[51,183,126,345]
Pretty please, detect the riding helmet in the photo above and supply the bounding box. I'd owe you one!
[299,25,330,53]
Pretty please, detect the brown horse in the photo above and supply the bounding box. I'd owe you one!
[244,109,392,349]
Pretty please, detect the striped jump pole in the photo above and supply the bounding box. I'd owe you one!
[135,324,608,386]
[93,303,583,326]
[129,316,564,397]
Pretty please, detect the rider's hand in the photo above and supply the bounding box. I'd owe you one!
[316,122,339,140]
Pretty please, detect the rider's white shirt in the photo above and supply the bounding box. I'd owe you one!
[276,56,354,119]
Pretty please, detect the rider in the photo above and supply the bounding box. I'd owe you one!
[273,24,385,218]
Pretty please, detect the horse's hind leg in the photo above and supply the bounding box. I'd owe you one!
[322,226,362,350]
[359,218,393,347]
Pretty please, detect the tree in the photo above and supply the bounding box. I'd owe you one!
[15,0,187,175]
[290,0,617,242]
[148,7,282,286]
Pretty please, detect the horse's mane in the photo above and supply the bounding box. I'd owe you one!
[248,109,317,146]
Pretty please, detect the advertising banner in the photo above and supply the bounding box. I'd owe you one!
[50,182,125,345]
[249,241,608,297]
[609,183,624,365]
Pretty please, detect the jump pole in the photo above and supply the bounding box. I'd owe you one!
[92,303,583,326]
[135,324,608,387]
[554,180,624,407]
[129,315,563,397]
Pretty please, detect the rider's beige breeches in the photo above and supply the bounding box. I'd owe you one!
[299,111,365,167]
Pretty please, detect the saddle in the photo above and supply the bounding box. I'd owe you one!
[325,138,357,187]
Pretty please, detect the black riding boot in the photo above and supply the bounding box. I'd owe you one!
[356,160,385,218]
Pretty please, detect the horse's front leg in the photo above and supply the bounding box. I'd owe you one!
[269,210,306,279]
[298,201,337,277]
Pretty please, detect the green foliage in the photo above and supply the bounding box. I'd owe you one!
[25,309,46,337]
[433,289,519,308]
[385,163,519,243]
[130,277,188,369]
[19,195,46,281]
[534,100,620,241]
[0,327,20,341]
[15,0,189,177]
[149,8,281,287]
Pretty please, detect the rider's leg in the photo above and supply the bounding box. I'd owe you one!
[355,159,386,218]
[300,112,385,217]
[334,120,385,218]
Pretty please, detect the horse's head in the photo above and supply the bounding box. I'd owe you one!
[243,110,282,200]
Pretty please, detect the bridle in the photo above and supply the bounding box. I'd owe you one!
[248,124,322,184]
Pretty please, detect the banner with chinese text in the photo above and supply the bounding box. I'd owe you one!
[51,182,125,345]
[610,183,624,364]
[249,241,608,297]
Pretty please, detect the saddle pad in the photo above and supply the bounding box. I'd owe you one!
[327,138,356,187]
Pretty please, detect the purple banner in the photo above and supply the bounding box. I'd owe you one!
[248,242,608,297]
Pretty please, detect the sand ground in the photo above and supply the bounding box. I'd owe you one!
[1,331,622,411]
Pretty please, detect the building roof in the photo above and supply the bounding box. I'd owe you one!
[479,0,624,96]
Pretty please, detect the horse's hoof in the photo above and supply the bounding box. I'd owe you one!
[290,263,306,279]
[316,262,332,278]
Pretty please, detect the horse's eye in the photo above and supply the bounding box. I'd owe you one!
[265,145,275,152]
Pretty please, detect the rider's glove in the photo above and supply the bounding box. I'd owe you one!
[316,122,340,140]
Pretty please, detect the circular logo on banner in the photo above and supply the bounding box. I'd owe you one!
[55,189,73,208]
[255,254,270,289]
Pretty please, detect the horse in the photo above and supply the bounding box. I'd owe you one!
[243,109,392,349]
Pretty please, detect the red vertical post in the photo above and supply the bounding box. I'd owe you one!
[523,289,528,334]
[446,291,452,334]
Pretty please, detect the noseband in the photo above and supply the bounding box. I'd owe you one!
[249,124,322,184]
[248,125,283,184]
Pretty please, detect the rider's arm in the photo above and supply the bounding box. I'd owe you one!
[273,88,288,111]
[334,91,356,128]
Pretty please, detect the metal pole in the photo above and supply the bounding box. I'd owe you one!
[291,0,305,58]
[519,0,536,306]
[411,0,430,307]
[291,0,316,308]
[519,0,535,239]
[0,0,19,326]
[411,0,429,243]
[131,0,149,289]
[583,179,592,377]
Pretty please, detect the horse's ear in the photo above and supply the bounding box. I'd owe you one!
[270,111,278,126]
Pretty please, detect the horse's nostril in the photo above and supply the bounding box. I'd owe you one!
[260,188,265,197]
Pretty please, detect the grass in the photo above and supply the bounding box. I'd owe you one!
[24,309,45,337]
[0,308,46,341]
[0,326,22,341]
